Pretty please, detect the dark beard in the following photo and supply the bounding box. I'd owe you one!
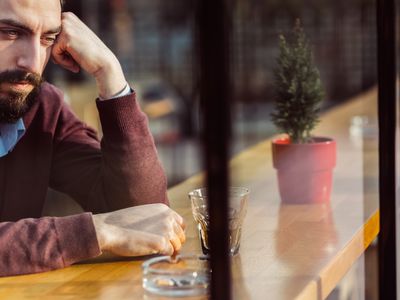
[0,70,43,123]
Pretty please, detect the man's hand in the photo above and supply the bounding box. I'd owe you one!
[92,204,186,256]
[52,12,127,99]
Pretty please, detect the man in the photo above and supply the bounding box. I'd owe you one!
[0,0,185,277]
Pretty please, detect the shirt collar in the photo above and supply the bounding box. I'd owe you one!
[0,118,26,157]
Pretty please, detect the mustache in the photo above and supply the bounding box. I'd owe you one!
[0,69,42,86]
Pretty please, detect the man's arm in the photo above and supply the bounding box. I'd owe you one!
[0,204,185,277]
[49,12,168,211]
[0,213,99,277]
[49,88,167,212]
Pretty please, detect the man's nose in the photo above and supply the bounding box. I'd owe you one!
[16,38,43,75]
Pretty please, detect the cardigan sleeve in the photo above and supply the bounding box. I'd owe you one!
[49,91,168,213]
[0,213,100,277]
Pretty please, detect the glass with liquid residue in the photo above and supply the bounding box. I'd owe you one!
[188,187,249,255]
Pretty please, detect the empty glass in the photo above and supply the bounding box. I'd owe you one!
[188,187,249,256]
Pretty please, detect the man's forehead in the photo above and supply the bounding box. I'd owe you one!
[0,0,61,31]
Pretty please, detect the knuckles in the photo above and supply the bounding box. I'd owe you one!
[155,237,170,254]
[61,11,78,21]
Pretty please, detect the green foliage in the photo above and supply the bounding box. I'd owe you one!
[271,19,324,143]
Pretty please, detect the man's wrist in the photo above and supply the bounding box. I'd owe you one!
[92,213,107,251]
[98,83,131,100]
[94,56,127,100]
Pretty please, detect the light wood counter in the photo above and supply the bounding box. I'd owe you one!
[0,89,379,300]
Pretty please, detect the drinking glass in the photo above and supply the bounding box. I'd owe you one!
[188,187,249,256]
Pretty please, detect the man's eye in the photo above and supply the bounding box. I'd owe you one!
[0,29,19,39]
[42,36,56,46]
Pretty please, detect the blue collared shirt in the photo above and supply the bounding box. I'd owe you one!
[0,118,25,157]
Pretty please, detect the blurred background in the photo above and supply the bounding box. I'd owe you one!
[45,0,377,186]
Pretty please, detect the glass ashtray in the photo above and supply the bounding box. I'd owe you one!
[142,254,210,297]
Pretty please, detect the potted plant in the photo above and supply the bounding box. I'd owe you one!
[271,20,336,204]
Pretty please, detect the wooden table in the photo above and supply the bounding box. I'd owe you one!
[0,89,379,300]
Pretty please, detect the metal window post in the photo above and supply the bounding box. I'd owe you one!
[377,0,397,298]
[196,0,232,299]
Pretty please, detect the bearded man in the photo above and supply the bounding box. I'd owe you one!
[0,0,185,277]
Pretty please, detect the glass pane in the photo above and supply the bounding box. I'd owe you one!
[41,1,380,299]
[230,0,379,299]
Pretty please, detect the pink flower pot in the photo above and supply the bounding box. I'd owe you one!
[272,137,336,204]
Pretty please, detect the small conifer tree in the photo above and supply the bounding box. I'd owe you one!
[271,19,324,144]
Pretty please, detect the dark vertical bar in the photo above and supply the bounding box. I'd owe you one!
[377,0,397,298]
[196,0,232,299]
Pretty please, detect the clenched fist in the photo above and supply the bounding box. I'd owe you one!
[92,204,186,256]
[52,12,127,99]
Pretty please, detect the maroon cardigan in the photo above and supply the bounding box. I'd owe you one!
[0,82,168,276]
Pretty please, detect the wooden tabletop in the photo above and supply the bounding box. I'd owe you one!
[0,89,379,300]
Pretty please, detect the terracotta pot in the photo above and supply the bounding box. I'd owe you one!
[272,137,336,204]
